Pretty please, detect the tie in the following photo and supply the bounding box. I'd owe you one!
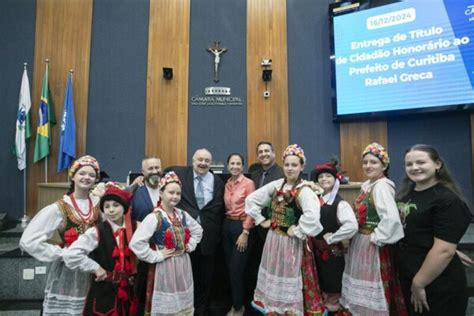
[259,171,268,188]
[114,228,126,270]
[196,176,205,209]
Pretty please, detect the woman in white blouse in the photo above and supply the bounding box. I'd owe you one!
[340,143,407,316]
[129,171,203,316]
[245,144,323,315]
[19,155,101,315]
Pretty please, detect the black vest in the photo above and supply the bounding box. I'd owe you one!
[84,221,135,316]
[316,195,342,239]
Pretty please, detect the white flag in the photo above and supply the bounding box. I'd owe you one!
[15,68,32,170]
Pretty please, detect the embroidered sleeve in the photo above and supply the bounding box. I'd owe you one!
[370,181,404,246]
[19,202,67,262]
[129,212,165,263]
[293,186,323,239]
[325,200,358,244]
[245,179,283,225]
[184,211,203,252]
[63,226,100,273]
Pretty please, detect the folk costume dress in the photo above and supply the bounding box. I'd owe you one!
[397,184,471,315]
[129,206,203,316]
[19,194,100,315]
[312,193,357,312]
[64,218,138,315]
[245,179,323,315]
[340,177,407,316]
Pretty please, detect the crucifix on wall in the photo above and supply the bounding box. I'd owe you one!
[207,41,227,83]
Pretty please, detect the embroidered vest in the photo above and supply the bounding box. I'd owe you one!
[56,199,100,238]
[267,186,305,234]
[151,209,189,255]
[353,190,380,232]
[316,195,343,239]
[85,221,137,316]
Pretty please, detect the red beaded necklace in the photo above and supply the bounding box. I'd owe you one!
[70,193,93,222]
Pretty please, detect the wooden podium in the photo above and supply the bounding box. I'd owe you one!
[37,182,69,210]
[338,182,363,204]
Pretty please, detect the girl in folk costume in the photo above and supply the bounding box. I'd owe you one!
[245,144,324,316]
[310,162,358,315]
[396,145,472,315]
[340,143,407,316]
[19,155,102,315]
[64,183,138,315]
[129,171,203,316]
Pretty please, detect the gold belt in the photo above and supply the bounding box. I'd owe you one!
[226,214,247,221]
[359,226,375,235]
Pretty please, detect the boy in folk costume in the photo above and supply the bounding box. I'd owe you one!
[19,155,102,315]
[64,183,138,315]
[130,171,203,316]
[310,162,358,315]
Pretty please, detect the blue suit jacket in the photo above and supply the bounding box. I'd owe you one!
[131,185,155,222]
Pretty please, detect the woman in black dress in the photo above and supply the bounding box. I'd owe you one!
[396,144,472,315]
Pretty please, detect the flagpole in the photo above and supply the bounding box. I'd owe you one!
[68,69,73,182]
[67,69,73,185]
[21,62,30,228]
[44,59,49,183]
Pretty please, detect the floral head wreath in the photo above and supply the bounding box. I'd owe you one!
[362,142,390,167]
[283,144,306,164]
[159,171,182,190]
[69,155,100,178]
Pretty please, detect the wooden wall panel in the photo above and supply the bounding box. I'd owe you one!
[247,0,289,163]
[27,0,93,215]
[145,0,190,167]
[340,121,388,182]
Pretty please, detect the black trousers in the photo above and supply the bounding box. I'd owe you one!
[222,218,251,310]
[244,225,268,315]
[190,244,216,315]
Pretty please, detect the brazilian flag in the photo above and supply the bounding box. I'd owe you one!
[33,65,56,163]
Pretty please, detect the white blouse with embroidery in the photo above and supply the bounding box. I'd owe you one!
[19,195,100,262]
[129,208,203,263]
[245,178,323,240]
[361,177,404,246]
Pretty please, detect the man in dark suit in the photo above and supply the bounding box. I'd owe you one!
[166,148,225,316]
[128,156,162,316]
[246,141,284,315]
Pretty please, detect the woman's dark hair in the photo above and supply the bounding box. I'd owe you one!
[396,144,465,201]
[362,152,390,177]
[227,153,245,165]
[66,181,75,195]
